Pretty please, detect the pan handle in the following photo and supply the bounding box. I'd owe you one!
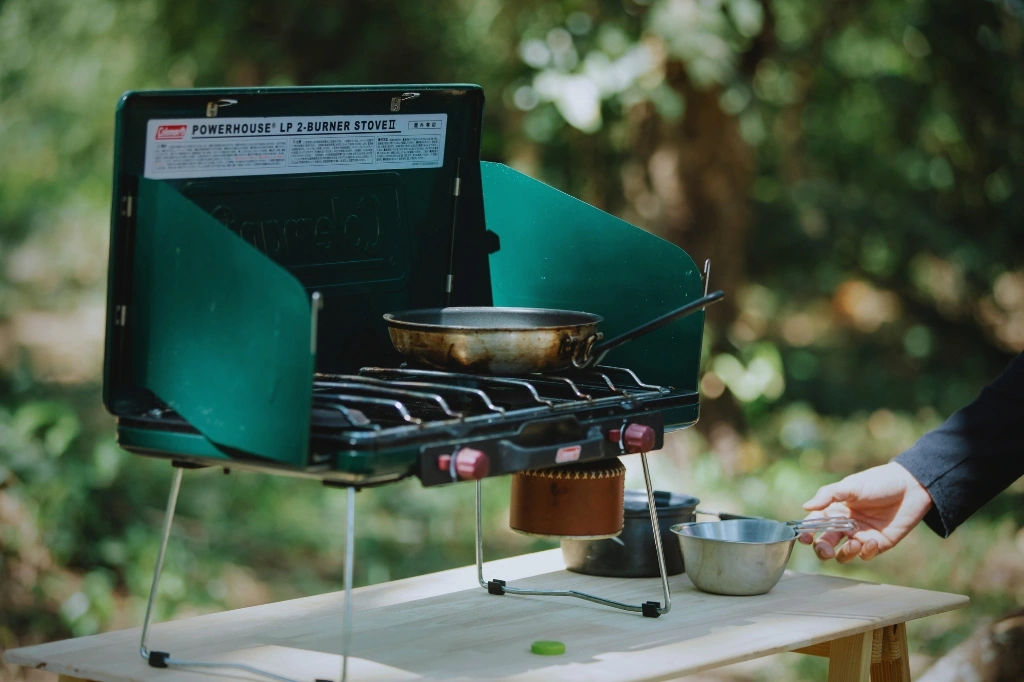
[583,290,725,367]
[564,332,602,366]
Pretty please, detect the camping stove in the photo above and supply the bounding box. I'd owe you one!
[105,84,710,681]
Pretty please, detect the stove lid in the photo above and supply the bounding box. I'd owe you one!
[103,85,489,464]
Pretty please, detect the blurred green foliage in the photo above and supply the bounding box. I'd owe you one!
[2,0,1022,680]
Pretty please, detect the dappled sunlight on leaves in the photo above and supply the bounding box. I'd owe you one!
[978,270,1024,352]
[833,280,902,333]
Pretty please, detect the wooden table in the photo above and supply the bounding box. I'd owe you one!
[5,549,967,682]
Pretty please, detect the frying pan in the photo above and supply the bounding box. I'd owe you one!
[383,290,724,374]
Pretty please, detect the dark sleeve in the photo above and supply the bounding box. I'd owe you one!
[894,352,1024,537]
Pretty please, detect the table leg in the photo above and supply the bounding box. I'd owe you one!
[827,631,874,682]
[870,623,912,682]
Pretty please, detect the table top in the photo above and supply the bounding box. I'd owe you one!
[5,549,968,682]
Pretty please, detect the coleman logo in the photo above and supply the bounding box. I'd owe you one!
[155,124,187,140]
[208,190,386,266]
[555,445,582,463]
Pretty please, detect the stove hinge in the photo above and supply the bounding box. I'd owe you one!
[110,173,139,392]
[390,92,420,113]
[114,189,136,328]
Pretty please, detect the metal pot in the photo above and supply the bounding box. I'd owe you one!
[561,490,699,578]
[670,517,857,596]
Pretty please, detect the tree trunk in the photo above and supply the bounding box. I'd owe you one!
[628,63,756,432]
[918,607,1024,682]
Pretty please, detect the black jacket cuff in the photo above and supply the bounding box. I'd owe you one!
[894,452,951,538]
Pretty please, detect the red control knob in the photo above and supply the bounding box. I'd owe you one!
[455,447,489,480]
[607,424,657,454]
[439,448,490,480]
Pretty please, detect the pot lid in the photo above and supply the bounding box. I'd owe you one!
[623,489,699,517]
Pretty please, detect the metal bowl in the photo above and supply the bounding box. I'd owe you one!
[670,518,857,596]
[671,519,803,596]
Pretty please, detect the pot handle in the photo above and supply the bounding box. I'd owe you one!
[786,517,858,535]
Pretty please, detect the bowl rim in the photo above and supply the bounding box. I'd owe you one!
[669,519,798,546]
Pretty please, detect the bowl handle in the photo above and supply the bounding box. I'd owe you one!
[787,518,858,534]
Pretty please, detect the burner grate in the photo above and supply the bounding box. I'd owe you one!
[311,365,672,433]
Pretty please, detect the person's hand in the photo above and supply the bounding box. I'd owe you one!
[799,462,933,563]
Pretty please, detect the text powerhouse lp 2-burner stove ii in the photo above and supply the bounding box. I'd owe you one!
[104,84,715,681]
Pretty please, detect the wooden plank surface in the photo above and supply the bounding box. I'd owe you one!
[5,549,968,682]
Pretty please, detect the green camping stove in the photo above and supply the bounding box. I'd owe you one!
[106,85,713,681]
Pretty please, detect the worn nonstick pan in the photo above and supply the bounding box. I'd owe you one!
[383,290,724,374]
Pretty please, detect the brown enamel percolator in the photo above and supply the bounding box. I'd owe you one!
[509,458,626,539]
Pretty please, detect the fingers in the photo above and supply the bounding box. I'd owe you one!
[799,509,826,545]
[813,531,846,560]
[828,532,886,562]
[849,530,889,561]
[802,504,853,553]
[835,538,862,563]
[803,505,893,563]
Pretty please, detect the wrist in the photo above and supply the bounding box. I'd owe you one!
[890,461,934,510]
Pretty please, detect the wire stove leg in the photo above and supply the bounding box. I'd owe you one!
[641,452,672,616]
[475,457,673,617]
[138,466,318,682]
[139,466,182,663]
[340,486,356,682]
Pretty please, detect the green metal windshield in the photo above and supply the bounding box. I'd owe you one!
[132,179,313,466]
[481,162,705,394]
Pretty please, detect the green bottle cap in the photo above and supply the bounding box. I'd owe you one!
[530,640,566,656]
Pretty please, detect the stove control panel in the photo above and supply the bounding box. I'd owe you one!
[417,414,664,487]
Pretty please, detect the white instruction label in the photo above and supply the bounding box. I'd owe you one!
[143,114,448,180]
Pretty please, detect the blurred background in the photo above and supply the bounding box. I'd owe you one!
[1,0,1022,680]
